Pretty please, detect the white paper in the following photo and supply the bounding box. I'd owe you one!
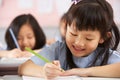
[0,57,30,67]
[22,76,44,80]
[22,76,82,80]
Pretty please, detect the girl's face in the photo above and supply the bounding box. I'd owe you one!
[66,25,104,57]
[17,24,36,51]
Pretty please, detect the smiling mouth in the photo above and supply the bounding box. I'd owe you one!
[72,45,85,52]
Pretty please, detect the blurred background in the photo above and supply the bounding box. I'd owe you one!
[0,0,120,49]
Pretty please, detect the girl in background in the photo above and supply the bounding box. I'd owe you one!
[47,13,68,45]
[0,14,46,58]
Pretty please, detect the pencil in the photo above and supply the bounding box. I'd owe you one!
[25,47,50,63]
[25,47,64,72]
[9,28,20,49]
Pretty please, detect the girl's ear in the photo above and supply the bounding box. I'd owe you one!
[106,32,112,38]
[99,32,112,44]
[99,38,104,44]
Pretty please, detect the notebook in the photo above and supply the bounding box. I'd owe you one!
[22,75,82,80]
[0,57,30,67]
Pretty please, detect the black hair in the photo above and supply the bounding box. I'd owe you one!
[65,0,120,69]
[5,14,46,50]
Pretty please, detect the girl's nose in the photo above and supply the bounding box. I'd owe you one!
[74,37,85,47]
[22,38,29,46]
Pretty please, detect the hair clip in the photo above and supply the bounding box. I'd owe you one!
[72,0,81,4]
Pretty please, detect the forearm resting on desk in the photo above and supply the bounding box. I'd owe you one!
[89,62,120,77]
[61,62,120,78]
[0,49,20,58]
[18,60,45,77]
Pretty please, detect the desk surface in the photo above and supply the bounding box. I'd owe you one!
[0,58,29,76]
[1,75,120,80]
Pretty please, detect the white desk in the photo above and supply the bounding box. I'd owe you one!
[1,75,120,80]
[0,58,29,76]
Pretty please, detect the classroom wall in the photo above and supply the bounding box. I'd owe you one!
[0,0,71,46]
[0,0,120,52]
[0,0,71,28]
[0,0,120,28]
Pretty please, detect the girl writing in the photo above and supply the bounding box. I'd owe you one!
[18,0,120,79]
[0,14,46,58]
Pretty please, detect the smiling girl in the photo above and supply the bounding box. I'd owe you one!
[18,0,120,79]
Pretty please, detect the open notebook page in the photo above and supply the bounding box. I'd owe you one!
[0,57,30,67]
[22,75,82,80]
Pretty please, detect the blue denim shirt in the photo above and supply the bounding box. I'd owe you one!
[31,41,120,70]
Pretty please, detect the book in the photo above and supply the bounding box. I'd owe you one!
[22,75,82,80]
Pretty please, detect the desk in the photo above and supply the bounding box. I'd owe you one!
[1,75,120,80]
[0,58,29,76]
[2,75,21,80]
[0,66,18,76]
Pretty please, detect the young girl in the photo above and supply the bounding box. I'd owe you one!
[18,0,120,79]
[0,14,46,58]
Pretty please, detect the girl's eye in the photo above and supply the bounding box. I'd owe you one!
[86,38,93,41]
[70,32,77,36]
[17,37,22,40]
[28,36,33,39]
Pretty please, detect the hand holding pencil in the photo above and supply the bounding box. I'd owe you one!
[44,60,64,80]
[25,47,64,79]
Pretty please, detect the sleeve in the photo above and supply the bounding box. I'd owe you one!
[108,51,120,64]
[30,41,60,66]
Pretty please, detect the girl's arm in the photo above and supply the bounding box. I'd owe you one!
[0,48,33,58]
[0,50,9,57]
[88,62,120,77]
[18,60,45,78]
[61,62,120,78]
[0,48,22,58]
[18,60,63,79]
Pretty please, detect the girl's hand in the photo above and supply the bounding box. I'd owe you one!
[8,48,23,58]
[20,51,33,57]
[43,60,63,80]
[8,48,32,58]
[60,68,90,77]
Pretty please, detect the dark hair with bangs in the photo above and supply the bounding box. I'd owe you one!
[67,2,110,40]
[65,0,120,69]
[5,14,46,50]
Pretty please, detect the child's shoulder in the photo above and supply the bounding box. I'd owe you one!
[46,41,66,51]
[97,47,120,56]
[110,49,120,57]
[52,41,66,47]
[52,41,66,52]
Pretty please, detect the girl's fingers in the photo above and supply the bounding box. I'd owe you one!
[52,60,64,72]
[60,69,77,76]
[44,63,62,74]
[52,60,61,68]
[44,62,63,79]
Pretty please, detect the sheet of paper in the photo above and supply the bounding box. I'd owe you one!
[0,57,30,63]
[0,57,30,67]
[22,76,82,80]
